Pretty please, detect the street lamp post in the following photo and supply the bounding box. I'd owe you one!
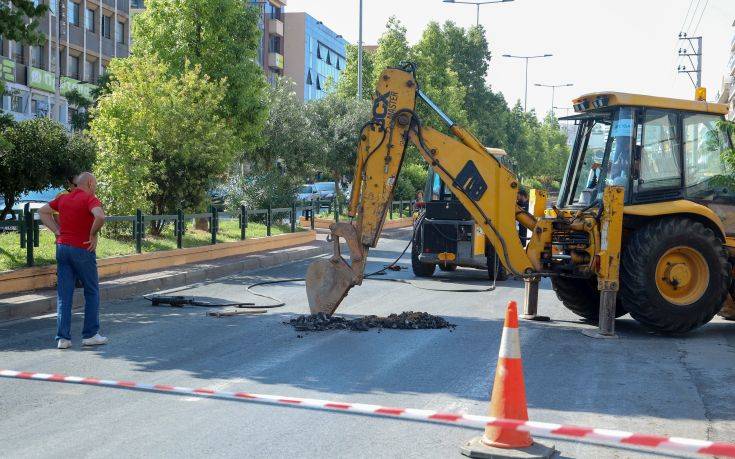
[535,83,573,115]
[502,53,552,111]
[442,0,514,27]
[357,0,363,100]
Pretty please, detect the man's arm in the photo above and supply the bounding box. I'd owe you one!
[38,204,60,236]
[85,207,105,252]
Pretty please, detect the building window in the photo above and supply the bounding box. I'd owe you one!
[31,45,43,67]
[68,1,80,26]
[102,15,111,39]
[269,35,280,54]
[271,6,282,20]
[49,0,58,15]
[68,54,79,79]
[13,42,23,64]
[115,21,124,44]
[85,8,95,32]
[306,69,313,85]
[10,95,23,113]
[317,44,322,60]
[85,59,97,81]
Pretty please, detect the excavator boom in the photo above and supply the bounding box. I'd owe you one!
[305,65,545,315]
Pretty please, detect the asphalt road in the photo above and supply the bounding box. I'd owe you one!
[1,229,734,458]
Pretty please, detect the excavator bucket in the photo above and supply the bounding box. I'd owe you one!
[305,258,355,315]
[305,222,367,315]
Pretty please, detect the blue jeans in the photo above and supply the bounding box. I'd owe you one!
[55,244,100,341]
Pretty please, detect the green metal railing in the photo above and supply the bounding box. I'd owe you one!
[5,197,419,268]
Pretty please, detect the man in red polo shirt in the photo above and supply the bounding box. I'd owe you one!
[39,172,107,349]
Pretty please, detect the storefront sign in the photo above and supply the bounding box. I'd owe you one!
[1,58,16,83]
[28,67,56,92]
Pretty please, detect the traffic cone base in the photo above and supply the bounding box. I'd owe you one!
[460,301,558,459]
[460,437,557,459]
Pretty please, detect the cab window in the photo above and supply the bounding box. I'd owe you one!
[637,110,681,191]
[683,114,730,200]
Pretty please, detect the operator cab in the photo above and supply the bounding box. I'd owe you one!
[559,92,735,233]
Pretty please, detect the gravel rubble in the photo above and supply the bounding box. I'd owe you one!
[285,311,456,332]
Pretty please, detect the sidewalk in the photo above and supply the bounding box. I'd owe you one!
[0,239,330,323]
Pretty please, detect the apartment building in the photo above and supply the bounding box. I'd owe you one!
[0,0,131,127]
[718,20,735,121]
[252,0,286,84]
[283,12,347,101]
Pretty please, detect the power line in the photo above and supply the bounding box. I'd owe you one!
[679,0,695,33]
[685,0,702,34]
[691,0,709,35]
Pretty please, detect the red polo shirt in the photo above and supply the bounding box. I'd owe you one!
[48,188,102,249]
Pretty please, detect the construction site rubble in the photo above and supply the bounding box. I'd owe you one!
[286,311,456,332]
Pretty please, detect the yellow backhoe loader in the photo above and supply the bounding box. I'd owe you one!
[305,63,735,336]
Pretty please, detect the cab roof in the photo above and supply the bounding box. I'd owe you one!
[572,92,729,115]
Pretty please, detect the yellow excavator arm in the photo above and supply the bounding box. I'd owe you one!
[305,65,550,315]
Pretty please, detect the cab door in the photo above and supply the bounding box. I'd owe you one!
[681,113,735,235]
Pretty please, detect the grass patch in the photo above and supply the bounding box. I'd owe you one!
[0,218,301,272]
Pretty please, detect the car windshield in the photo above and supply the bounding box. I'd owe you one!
[315,183,335,191]
[298,185,314,194]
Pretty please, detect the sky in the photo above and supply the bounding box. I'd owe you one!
[285,0,735,117]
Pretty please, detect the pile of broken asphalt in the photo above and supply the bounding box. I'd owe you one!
[285,311,456,332]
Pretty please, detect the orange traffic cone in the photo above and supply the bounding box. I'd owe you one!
[461,301,556,459]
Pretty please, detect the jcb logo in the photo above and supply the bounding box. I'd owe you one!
[372,91,398,128]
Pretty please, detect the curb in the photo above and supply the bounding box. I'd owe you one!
[0,241,331,323]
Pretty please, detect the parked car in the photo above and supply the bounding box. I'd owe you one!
[296,184,320,202]
[9,188,66,217]
[313,182,337,200]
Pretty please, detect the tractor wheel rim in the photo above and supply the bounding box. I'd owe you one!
[655,246,709,306]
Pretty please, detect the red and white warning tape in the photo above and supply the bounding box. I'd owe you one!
[1,368,733,457]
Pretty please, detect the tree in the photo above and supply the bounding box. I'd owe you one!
[132,0,267,150]
[90,56,239,233]
[309,92,371,184]
[248,78,321,174]
[0,0,47,42]
[335,44,375,101]
[372,16,412,80]
[0,118,95,219]
[0,1,46,94]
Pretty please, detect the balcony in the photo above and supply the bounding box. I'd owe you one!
[729,53,735,76]
[268,18,283,37]
[731,33,735,52]
[268,52,284,70]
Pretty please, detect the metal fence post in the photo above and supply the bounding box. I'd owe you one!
[19,208,26,249]
[399,200,404,218]
[267,204,272,237]
[240,205,247,240]
[24,204,33,267]
[291,202,297,233]
[334,197,339,222]
[135,209,143,254]
[310,202,316,230]
[176,209,184,249]
[210,205,218,245]
[389,201,394,220]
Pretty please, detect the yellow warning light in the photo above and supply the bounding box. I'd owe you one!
[695,87,707,101]
[438,252,456,262]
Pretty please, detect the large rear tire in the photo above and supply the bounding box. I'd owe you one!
[411,241,436,278]
[551,277,626,321]
[620,218,730,334]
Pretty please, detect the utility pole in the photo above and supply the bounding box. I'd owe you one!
[503,54,552,111]
[357,0,363,100]
[677,33,703,88]
[53,0,66,123]
[535,83,573,116]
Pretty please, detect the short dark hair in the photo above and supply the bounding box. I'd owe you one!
[517,188,529,198]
